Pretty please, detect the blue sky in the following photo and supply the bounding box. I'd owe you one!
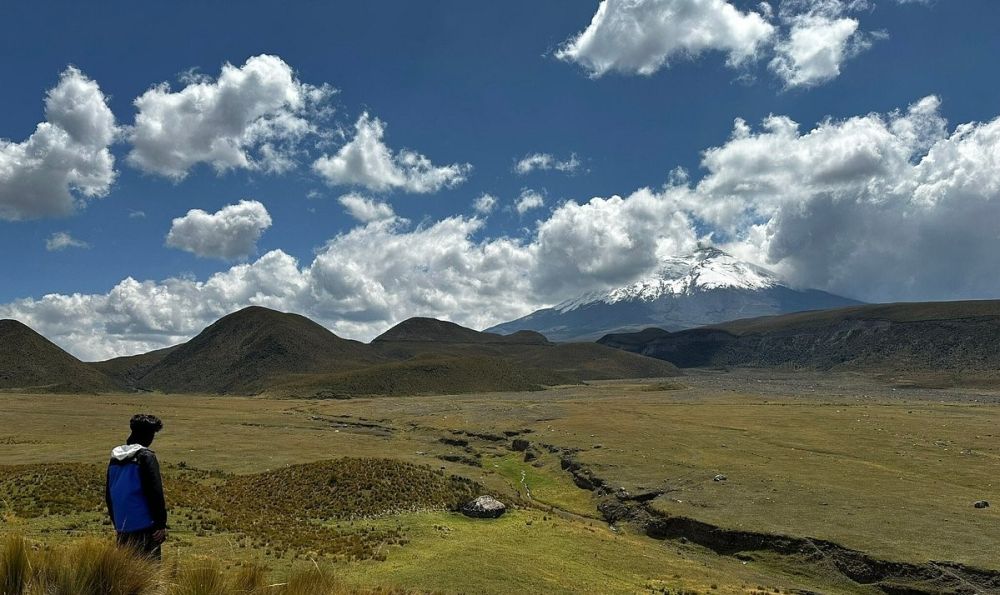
[2,0,1000,358]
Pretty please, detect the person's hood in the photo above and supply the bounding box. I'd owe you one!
[111,444,146,461]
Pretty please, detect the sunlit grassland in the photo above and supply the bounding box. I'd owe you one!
[1,369,998,592]
[534,378,1000,568]
[335,509,864,595]
[485,453,598,518]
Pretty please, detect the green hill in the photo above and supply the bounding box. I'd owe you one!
[1,308,678,396]
[136,306,382,394]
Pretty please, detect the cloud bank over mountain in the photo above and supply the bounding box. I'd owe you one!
[6,92,1000,359]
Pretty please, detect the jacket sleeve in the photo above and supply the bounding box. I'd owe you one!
[137,450,168,530]
[105,463,115,526]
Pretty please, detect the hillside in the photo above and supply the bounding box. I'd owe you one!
[374,317,679,381]
[136,306,382,394]
[374,317,548,345]
[267,355,575,398]
[91,345,179,390]
[598,300,1000,374]
[0,320,119,393]
[1,308,677,395]
[488,247,860,341]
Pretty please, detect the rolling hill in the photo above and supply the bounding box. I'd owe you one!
[266,355,574,398]
[91,345,179,390]
[373,317,680,381]
[0,319,118,393]
[373,317,549,346]
[0,307,678,395]
[487,247,860,341]
[134,306,382,394]
[598,300,1000,377]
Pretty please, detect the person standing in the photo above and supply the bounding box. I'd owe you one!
[105,414,168,560]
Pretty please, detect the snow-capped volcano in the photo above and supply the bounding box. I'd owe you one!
[556,247,779,313]
[487,247,860,342]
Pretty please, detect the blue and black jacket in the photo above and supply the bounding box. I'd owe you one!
[105,444,167,534]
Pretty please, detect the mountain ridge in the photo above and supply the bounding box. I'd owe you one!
[597,299,1000,379]
[0,307,678,395]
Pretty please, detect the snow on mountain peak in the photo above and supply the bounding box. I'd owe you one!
[555,247,780,312]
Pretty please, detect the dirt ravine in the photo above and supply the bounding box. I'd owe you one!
[555,450,1000,595]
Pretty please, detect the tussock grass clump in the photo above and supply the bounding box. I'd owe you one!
[0,535,411,594]
[1,533,30,595]
[169,559,231,595]
[1,534,160,595]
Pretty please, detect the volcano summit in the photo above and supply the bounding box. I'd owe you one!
[488,247,860,342]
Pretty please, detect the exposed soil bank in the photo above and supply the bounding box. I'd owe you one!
[556,451,1000,594]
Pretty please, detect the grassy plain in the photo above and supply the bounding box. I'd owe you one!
[1,369,998,593]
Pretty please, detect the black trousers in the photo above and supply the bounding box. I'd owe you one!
[116,528,161,561]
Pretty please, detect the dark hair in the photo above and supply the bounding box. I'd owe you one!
[130,414,163,435]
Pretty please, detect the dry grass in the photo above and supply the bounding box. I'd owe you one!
[1,372,998,592]
[1,534,159,595]
[0,535,413,595]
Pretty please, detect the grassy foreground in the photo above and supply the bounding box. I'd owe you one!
[1,370,998,593]
[0,534,395,595]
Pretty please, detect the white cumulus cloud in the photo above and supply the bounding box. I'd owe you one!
[559,0,900,87]
[514,189,545,215]
[769,0,879,89]
[556,0,775,77]
[312,112,471,193]
[0,67,118,220]
[0,187,699,358]
[687,95,1000,302]
[531,187,697,296]
[165,199,272,260]
[7,96,1000,361]
[515,153,581,175]
[473,193,497,214]
[338,193,397,223]
[45,232,89,251]
[127,54,332,180]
